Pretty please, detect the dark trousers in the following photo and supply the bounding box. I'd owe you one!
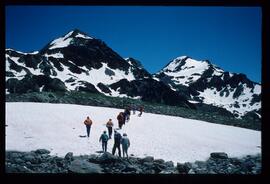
[86,125,91,137]
[102,141,107,152]
[126,114,130,122]
[122,145,129,158]
[112,143,121,157]
[118,121,123,129]
[107,127,112,138]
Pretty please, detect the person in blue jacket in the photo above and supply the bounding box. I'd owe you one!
[121,133,130,158]
[99,131,109,153]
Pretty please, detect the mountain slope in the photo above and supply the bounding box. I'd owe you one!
[153,56,261,118]
[5,29,192,108]
[6,102,261,164]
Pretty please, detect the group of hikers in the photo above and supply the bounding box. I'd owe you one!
[83,105,144,158]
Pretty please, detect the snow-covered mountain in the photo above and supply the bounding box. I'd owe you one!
[5,29,193,109]
[5,29,261,119]
[6,102,261,164]
[153,56,261,119]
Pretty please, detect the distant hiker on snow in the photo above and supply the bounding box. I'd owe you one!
[99,131,109,152]
[123,107,131,122]
[138,106,144,117]
[132,105,136,115]
[121,133,130,158]
[106,119,114,139]
[84,116,93,138]
[117,112,125,129]
[112,130,122,157]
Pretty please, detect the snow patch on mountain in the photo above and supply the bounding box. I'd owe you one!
[6,55,29,80]
[29,51,39,54]
[109,87,141,99]
[50,61,136,96]
[6,102,261,164]
[44,52,64,58]
[49,38,73,50]
[49,31,75,50]
[75,33,93,39]
[198,83,261,117]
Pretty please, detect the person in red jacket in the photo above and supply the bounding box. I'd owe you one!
[106,119,114,139]
[84,116,93,138]
[117,112,124,129]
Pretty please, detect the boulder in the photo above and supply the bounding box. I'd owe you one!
[23,153,37,163]
[6,165,33,173]
[165,161,174,168]
[35,149,50,155]
[68,159,103,173]
[176,163,191,173]
[14,158,25,164]
[96,152,119,164]
[121,164,138,172]
[64,152,74,161]
[154,159,165,164]
[141,156,154,163]
[9,152,22,159]
[88,154,99,163]
[210,152,228,159]
[188,169,196,174]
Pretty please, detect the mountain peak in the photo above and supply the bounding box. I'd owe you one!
[70,29,94,39]
[162,55,209,73]
[62,29,94,40]
[47,29,94,50]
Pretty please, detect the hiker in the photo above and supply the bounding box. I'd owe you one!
[106,119,114,139]
[123,107,131,122]
[121,133,130,158]
[84,116,93,138]
[99,131,109,152]
[112,130,122,157]
[138,106,144,117]
[132,105,136,115]
[117,112,125,129]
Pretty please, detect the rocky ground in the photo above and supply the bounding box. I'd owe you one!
[5,149,261,174]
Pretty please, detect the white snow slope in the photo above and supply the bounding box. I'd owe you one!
[6,102,261,165]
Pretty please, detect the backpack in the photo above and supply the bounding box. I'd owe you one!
[101,134,109,142]
[114,133,122,143]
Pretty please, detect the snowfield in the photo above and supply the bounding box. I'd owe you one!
[5,102,261,165]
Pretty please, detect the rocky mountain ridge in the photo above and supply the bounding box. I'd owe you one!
[153,56,261,119]
[5,29,261,119]
[5,29,193,109]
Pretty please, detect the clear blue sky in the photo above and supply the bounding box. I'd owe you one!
[6,6,261,83]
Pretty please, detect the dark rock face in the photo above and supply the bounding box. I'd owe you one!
[6,75,67,94]
[97,83,111,94]
[77,81,99,93]
[5,150,261,174]
[110,78,195,109]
